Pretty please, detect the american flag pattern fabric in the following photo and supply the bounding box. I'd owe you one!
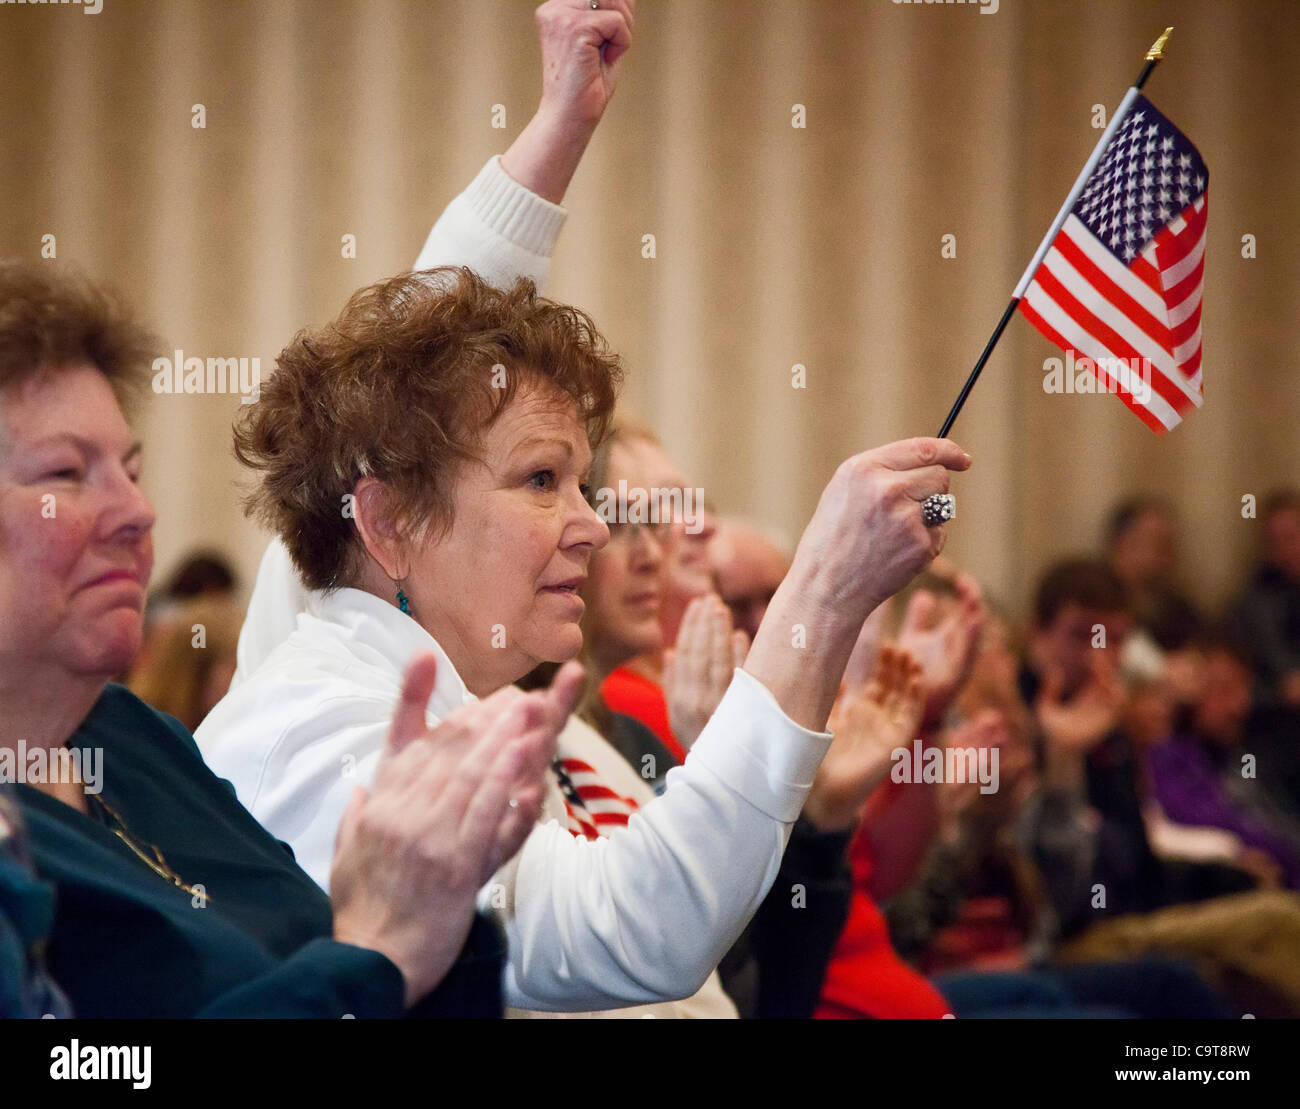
[1018,94,1208,433]
[552,757,639,841]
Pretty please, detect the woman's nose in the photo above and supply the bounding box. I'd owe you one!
[571,486,610,551]
[631,524,665,570]
[105,469,157,542]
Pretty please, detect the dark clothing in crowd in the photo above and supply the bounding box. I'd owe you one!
[880,777,1235,1019]
[1232,565,1300,705]
[1149,732,1300,889]
[0,789,72,1018]
[13,685,502,1019]
[1245,704,1300,820]
[933,958,1233,1019]
[605,712,679,794]
[1133,581,1205,651]
[605,710,852,1019]
[1016,668,1253,938]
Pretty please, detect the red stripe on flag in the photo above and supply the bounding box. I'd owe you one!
[1030,265,1195,416]
[1155,196,1208,262]
[1129,253,1164,295]
[572,784,629,804]
[563,803,601,840]
[1017,299,1170,435]
[1163,255,1204,316]
[1169,301,1202,348]
[1054,229,1173,349]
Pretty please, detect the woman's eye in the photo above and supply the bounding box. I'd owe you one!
[46,468,82,481]
[528,469,557,491]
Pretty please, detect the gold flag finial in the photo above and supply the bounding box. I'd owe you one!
[1146,26,1173,61]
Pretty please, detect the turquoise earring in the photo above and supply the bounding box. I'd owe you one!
[395,583,411,615]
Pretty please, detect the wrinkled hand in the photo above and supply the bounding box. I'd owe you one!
[330,653,582,1008]
[535,0,634,130]
[803,645,926,832]
[663,594,749,749]
[742,438,969,735]
[502,1,635,204]
[897,570,986,725]
[793,438,971,622]
[1035,650,1125,754]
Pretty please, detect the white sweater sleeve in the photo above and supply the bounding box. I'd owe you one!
[412,155,567,290]
[233,159,567,685]
[493,669,833,1011]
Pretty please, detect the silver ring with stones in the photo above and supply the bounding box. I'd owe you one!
[921,493,956,528]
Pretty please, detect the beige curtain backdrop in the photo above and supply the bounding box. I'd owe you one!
[2,0,1296,621]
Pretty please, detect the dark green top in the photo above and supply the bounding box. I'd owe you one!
[14,684,502,1018]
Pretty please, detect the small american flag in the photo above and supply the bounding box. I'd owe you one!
[1019,94,1207,433]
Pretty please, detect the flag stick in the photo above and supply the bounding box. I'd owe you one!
[936,26,1174,438]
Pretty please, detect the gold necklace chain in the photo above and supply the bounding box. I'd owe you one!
[88,795,207,900]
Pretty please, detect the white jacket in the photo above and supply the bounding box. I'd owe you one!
[210,154,830,1015]
[198,586,830,1013]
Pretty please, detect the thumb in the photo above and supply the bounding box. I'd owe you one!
[385,651,438,757]
[546,660,586,725]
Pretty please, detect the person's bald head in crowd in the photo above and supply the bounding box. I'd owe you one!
[710,519,791,641]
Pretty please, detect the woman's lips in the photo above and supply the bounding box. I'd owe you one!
[82,569,142,590]
[540,582,585,610]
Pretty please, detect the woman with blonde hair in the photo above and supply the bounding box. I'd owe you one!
[129,596,244,731]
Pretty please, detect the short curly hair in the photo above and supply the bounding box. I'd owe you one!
[0,258,157,414]
[234,266,623,591]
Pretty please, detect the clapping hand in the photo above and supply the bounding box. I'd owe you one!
[802,644,926,832]
[329,653,582,1008]
[896,569,986,726]
[1035,649,1126,755]
[663,594,749,750]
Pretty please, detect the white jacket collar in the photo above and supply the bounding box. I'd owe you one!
[302,586,476,720]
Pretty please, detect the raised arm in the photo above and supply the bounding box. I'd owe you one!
[234,3,633,687]
[494,439,972,1009]
[412,0,634,286]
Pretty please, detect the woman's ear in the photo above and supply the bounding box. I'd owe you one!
[352,477,408,581]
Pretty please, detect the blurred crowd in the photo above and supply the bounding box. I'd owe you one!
[4,0,1297,1023]
[121,483,1300,1019]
